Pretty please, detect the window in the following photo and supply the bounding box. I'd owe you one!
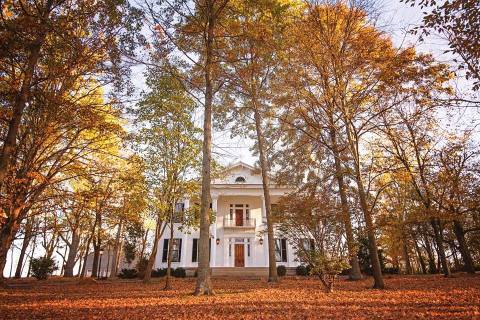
[191,238,212,262]
[235,176,246,183]
[175,203,185,212]
[173,203,184,223]
[162,238,182,262]
[192,238,198,262]
[275,238,288,262]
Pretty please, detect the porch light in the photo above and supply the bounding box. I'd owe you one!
[259,238,263,245]
[216,238,220,245]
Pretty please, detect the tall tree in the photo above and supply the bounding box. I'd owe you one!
[146,0,229,295]
[217,0,302,283]
[132,65,201,286]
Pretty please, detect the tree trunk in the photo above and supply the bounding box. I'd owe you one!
[110,219,124,278]
[105,246,111,278]
[356,176,384,288]
[165,219,174,290]
[343,117,383,288]
[451,244,461,271]
[14,219,34,278]
[91,241,100,278]
[412,234,427,274]
[64,230,80,277]
[194,0,217,296]
[0,207,22,281]
[452,219,475,274]
[401,228,412,275]
[430,218,451,277]
[80,237,91,278]
[143,218,166,283]
[253,107,278,283]
[423,233,437,273]
[328,127,362,280]
[27,230,38,277]
[140,229,149,259]
[402,240,412,275]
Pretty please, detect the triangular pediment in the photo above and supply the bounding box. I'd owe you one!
[213,161,262,185]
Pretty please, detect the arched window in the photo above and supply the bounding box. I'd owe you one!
[235,176,246,183]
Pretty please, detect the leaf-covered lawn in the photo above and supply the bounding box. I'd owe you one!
[1,274,479,319]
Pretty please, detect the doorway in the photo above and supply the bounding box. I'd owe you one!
[234,244,245,267]
[235,209,243,226]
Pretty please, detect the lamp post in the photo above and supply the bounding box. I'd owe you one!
[97,249,104,279]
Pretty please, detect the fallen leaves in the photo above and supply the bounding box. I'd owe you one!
[1,274,479,319]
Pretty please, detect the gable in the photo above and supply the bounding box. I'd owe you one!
[213,162,263,185]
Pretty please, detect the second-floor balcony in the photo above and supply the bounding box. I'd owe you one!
[223,218,256,229]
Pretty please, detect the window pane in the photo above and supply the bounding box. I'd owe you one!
[275,239,282,262]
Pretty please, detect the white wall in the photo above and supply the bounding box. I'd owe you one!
[155,194,301,269]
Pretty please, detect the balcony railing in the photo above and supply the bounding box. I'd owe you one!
[223,218,256,228]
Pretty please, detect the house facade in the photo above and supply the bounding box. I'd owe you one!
[154,161,300,275]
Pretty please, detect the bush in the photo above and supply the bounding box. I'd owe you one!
[118,268,138,279]
[173,267,186,278]
[296,265,309,276]
[30,256,58,280]
[383,267,399,275]
[277,265,287,277]
[151,268,167,277]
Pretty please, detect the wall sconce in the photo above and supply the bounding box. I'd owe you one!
[259,238,263,245]
[216,238,220,245]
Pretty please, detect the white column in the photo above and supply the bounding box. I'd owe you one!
[211,196,218,267]
[180,198,189,268]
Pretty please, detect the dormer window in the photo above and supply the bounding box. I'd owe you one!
[235,176,246,183]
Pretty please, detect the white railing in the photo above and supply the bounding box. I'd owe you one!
[223,218,256,228]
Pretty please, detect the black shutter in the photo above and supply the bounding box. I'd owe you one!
[281,239,287,262]
[209,238,212,262]
[178,239,182,262]
[162,239,169,262]
[192,239,198,262]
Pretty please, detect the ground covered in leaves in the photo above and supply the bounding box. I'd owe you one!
[1,274,479,319]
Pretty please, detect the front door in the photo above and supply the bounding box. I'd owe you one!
[235,209,243,226]
[234,244,245,267]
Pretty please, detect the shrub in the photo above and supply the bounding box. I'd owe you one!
[173,267,186,278]
[383,267,399,275]
[151,268,167,277]
[118,268,138,279]
[30,256,58,280]
[296,265,309,276]
[277,265,287,277]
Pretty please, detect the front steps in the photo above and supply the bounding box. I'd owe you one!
[212,267,269,278]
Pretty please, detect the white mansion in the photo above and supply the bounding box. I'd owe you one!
[154,161,300,276]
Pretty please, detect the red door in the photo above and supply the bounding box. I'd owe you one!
[235,209,243,226]
[235,244,245,267]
